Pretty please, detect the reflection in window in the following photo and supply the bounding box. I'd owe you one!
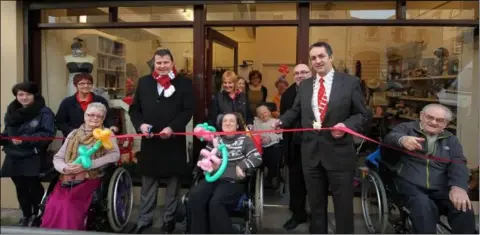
[310,1,396,19]
[41,28,193,113]
[41,8,110,23]
[117,6,194,22]
[309,26,478,164]
[206,3,297,21]
[406,1,479,20]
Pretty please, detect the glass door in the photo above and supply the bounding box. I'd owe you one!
[204,27,238,120]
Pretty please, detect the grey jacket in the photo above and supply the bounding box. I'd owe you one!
[200,134,262,180]
[383,121,469,191]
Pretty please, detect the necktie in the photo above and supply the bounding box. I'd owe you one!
[317,77,328,122]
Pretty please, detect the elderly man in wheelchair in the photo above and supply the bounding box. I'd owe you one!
[364,103,476,234]
[35,102,134,232]
[184,113,263,234]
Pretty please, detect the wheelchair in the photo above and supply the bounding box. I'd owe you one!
[360,148,479,234]
[181,166,264,234]
[33,164,134,232]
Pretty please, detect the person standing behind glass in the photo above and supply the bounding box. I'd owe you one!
[209,71,253,127]
[246,70,268,115]
[0,82,56,226]
[55,73,118,137]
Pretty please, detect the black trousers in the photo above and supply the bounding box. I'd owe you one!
[263,144,282,180]
[188,178,245,234]
[11,176,45,218]
[396,178,476,234]
[303,163,355,234]
[288,144,307,221]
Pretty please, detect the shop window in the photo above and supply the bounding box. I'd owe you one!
[309,26,478,167]
[41,27,194,181]
[117,5,194,22]
[206,3,297,21]
[41,8,110,23]
[41,28,193,114]
[406,1,479,20]
[310,1,396,20]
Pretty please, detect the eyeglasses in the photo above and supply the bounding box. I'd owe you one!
[77,82,92,87]
[294,71,311,76]
[86,113,104,119]
[423,113,447,124]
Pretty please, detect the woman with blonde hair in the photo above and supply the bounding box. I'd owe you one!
[208,70,253,126]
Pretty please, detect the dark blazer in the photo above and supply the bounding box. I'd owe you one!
[279,83,301,165]
[209,90,253,127]
[55,93,114,137]
[129,74,194,178]
[280,72,368,171]
[1,106,56,177]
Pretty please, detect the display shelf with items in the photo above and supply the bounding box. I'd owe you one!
[78,34,127,99]
[368,44,465,135]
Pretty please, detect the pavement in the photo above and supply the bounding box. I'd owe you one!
[2,187,478,234]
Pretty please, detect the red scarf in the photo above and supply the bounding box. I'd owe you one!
[152,66,177,89]
[152,70,171,89]
[76,92,93,112]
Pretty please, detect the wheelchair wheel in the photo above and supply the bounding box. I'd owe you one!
[107,167,134,232]
[361,169,389,234]
[253,170,264,232]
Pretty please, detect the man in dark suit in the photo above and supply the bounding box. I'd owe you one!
[274,42,368,234]
[280,64,311,231]
[129,49,194,234]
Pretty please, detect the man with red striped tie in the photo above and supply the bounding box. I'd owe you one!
[273,42,368,234]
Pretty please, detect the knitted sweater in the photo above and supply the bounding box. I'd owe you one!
[200,134,262,180]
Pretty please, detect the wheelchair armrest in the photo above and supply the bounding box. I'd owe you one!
[245,168,256,177]
[39,167,56,178]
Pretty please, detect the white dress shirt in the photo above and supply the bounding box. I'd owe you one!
[157,84,164,95]
[311,69,334,122]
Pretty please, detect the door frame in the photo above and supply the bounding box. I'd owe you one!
[205,27,239,115]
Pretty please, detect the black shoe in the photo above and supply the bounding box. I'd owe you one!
[160,220,175,234]
[129,223,152,234]
[283,216,307,231]
[18,217,30,226]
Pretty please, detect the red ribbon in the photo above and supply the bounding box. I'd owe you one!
[0,127,474,166]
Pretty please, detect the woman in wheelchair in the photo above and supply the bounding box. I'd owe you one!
[188,113,262,234]
[253,104,282,187]
[40,102,120,230]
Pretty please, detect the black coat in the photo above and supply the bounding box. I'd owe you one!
[279,83,301,166]
[55,93,114,137]
[208,91,253,127]
[280,73,368,171]
[1,101,56,177]
[128,74,194,178]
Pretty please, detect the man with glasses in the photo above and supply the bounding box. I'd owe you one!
[383,103,476,234]
[280,64,311,231]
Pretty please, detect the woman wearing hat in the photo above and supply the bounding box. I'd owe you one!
[0,82,56,226]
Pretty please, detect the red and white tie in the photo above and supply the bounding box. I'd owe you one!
[317,77,328,122]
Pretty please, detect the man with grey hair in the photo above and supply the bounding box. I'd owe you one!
[383,103,475,234]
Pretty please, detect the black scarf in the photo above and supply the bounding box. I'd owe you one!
[5,95,46,127]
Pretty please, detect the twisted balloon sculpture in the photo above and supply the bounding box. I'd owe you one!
[73,128,114,169]
[194,123,228,183]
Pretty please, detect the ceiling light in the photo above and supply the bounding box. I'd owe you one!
[79,15,87,23]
